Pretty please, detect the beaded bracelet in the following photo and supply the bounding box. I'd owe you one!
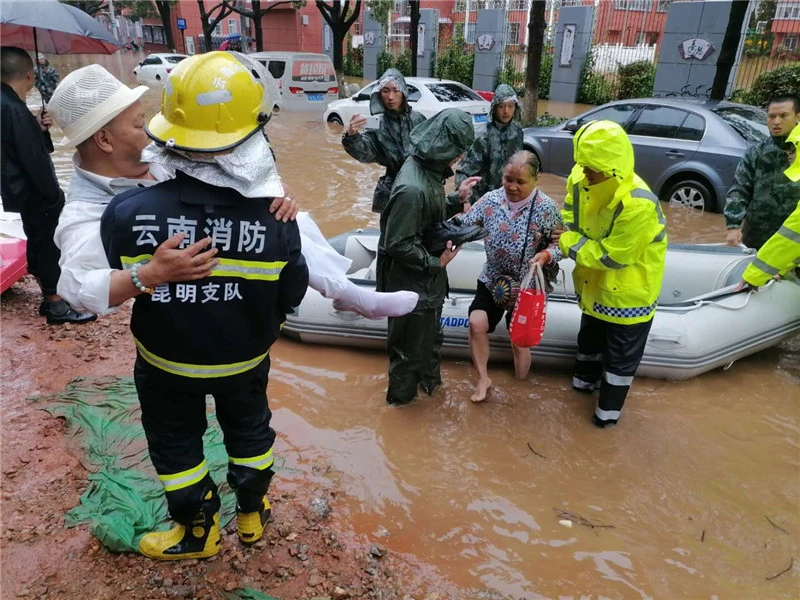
[130,263,154,295]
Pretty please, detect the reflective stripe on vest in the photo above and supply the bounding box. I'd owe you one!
[134,337,269,378]
[572,182,582,234]
[159,459,209,492]
[776,224,800,244]
[229,448,274,471]
[630,188,667,243]
[568,236,588,260]
[120,256,287,281]
[749,257,781,277]
[599,241,626,269]
[592,299,657,320]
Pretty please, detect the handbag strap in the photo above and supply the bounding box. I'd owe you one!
[519,262,545,292]
[517,191,537,279]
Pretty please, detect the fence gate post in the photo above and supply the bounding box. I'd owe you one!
[472,8,506,93]
[417,8,440,77]
[362,10,384,81]
[549,4,596,103]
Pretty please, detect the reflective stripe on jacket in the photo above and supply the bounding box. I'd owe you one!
[558,120,667,325]
[742,201,800,286]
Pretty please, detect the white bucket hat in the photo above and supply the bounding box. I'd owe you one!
[48,64,149,148]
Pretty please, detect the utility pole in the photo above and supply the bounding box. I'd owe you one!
[107,0,120,42]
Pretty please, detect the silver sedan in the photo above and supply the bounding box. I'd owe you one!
[523,98,769,212]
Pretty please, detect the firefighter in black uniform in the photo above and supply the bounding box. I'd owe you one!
[100,52,308,560]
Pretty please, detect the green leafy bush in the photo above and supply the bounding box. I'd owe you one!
[343,37,363,77]
[376,51,394,77]
[738,63,800,106]
[536,113,567,126]
[538,50,553,100]
[616,60,655,99]
[434,37,474,86]
[394,50,412,77]
[577,53,615,105]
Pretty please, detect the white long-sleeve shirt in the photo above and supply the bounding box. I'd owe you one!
[54,155,166,314]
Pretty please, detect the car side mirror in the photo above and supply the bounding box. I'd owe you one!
[564,120,579,133]
[356,93,370,102]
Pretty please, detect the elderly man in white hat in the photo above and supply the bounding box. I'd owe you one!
[50,61,418,318]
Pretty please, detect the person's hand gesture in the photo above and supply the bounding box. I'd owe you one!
[37,110,53,132]
[550,223,564,244]
[140,234,219,286]
[270,184,299,222]
[530,250,552,268]
[726,228,742,247]
[439,241,461,268]
[457,176,481,203]
[345,114,368,136]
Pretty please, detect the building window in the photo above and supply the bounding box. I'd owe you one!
[454,0,467,12]
[776,2,800,20]
[614,0,653,11]
[485,0,505,9]
[454,22,476,43]
[353,22,361,35]
[391,24,409,39]
[209,18,223,36]
[506,22,520,45]
[561,0,585,6]
[784,34,798,50]
[510,0,529,9]
[228,19,238,35]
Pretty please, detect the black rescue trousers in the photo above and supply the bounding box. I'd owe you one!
[134,356,276,525]
[19,192,64,296]
[572,313,653,424]
[386,306,443,404]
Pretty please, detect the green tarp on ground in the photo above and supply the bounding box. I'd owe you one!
[35,376,286,599]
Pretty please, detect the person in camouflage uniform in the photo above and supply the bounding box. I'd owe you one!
[34,53,59,104]
[724,96,800,249]
[342,68,426,214]
[377,108,475,406]
[449,83,524,206]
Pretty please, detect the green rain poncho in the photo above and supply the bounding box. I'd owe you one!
[342,68,427,213]
[377,108,475,404]
[451,84,524,204]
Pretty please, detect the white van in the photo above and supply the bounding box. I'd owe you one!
[248,52,338,111]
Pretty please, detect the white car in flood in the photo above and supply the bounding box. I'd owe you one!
[323,77,491,132]
[133,53,189,84]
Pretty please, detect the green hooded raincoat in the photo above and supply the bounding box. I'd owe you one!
[377,108,475,404]
[451,83,524,204]
[342,69,427,213]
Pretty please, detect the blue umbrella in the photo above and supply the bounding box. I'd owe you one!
[0,0,122,55]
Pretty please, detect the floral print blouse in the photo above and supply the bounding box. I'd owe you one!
[460,187,563,289]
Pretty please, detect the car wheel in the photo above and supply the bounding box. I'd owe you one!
[327,113,343,126]
[665,179,713,211]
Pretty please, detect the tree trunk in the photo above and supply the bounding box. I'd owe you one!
[316,0,363,97]
[710,0,749,100]
[155,1,176,52]
[521,0,546,127]
[410,1,420,76]
[252,1,264,51]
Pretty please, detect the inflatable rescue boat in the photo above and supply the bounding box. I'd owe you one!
[283,230,800,380]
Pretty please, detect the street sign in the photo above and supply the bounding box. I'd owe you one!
[177,18,187,31]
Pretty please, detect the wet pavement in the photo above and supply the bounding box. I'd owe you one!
[3,52,799,598]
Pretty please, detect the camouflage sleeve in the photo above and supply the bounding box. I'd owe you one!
[724,146,757,229]
[342,129,385,166]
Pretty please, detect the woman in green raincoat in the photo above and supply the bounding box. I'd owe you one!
[450,83,524,205]
[342,68,426,213]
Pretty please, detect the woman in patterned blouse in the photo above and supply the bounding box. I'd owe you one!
[460,151,563,402]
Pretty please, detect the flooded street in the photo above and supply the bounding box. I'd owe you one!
[8,53,800,598]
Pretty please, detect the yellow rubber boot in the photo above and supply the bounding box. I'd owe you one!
[139,512,221,560]
[237,496,272,545]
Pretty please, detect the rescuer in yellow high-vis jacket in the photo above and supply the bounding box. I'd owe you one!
[742,123,800,287]
[558,120,667,428]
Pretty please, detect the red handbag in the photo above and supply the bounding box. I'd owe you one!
[509,263,547,348]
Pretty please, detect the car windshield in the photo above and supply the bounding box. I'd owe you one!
[712,106,769,143]
[165,56,187,64]
[425,83,482,103]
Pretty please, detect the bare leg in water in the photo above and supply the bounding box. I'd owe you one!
[512,343,532,380]
[469,310,493,402]
[297,212,418,319]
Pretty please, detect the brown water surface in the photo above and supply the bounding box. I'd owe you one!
[39,53,800,598]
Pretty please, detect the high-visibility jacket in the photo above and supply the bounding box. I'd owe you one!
[742,124,800,286]
[558,120,667,325]
[100,172,308,381]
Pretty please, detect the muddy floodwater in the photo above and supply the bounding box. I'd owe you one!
[13,53,800,598]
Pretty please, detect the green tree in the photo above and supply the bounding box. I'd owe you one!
[116,0,158,22]
[316,0,363,97]
[196,0,234,52]
[224,0,306,52]
[366,0,393,40]
[59,1,108,15]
